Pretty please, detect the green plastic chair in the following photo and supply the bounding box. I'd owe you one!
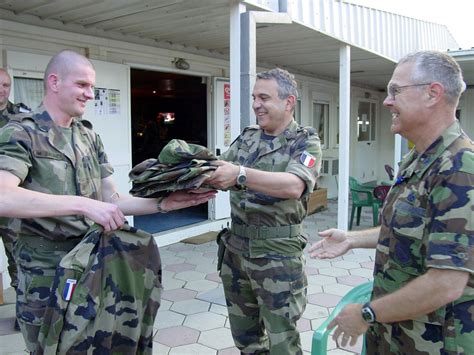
[311,281,373,355]
[349,177,382,229]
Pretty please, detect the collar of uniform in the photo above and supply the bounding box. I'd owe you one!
[400,120,463,180]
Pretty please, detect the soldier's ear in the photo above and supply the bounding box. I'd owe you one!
[47,73,60,93]
[286,95,296,112]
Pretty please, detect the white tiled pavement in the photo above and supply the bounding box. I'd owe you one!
[0,199,376,354]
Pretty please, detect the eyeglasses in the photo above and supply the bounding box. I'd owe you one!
[386,83,431,99]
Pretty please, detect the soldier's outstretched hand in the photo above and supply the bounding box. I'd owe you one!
[206,160,240,190]
[308,229,351,259]
[83,199,126,232]
[161,189,217,211]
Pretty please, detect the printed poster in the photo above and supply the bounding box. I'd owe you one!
[224,83,231,146]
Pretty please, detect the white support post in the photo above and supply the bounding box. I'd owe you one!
[337,45,351,230]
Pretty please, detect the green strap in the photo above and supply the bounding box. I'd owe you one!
[231,223,302,239]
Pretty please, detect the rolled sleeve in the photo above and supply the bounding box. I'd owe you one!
[0,123,33,182]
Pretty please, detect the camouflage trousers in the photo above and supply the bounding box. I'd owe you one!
[366,315,474,354]
[0,235,18,289]
[14,236,80,353]
[220,249,307,354]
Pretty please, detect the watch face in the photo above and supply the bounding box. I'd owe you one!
[237,175,246,185]
[362,306,375,323]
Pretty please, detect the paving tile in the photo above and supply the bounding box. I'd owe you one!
[0,333,27,353]
[311,317,327,330]
[164,262,196,273]
[302,304,329,319]
[162,288,198,302]
[159,299,172,311]
[203,251,217,259]
[307,293,342,308]
[360,260,375,269]
[185,279,219,292]
[154,310,185,329]
[307,274,337,286]
[300,330,314,353]
[337,275,369,287]
[297,317,312,332]
[171,299,210,315]
[209,304,228,316]
[152,342,170,354]
[196,263,221,274]
[323,283,354,297]
[167,243,193,252]
[196,287,227,306]
[332,260,362,270]
[199,327,235,350]
[205,272,223,283]
[184,311,226,331]
[218,347,240,355]
[0,316,18,336]
[174,270,207,282]
[319,267,349,277]
[161,255,187,264]
[169,343,217,354]
[155,325,199,347]
[349,268,374,279]
[305,258,332,269]
[162,277,186,290]
[305,266,319,275]
[306,284,323,294]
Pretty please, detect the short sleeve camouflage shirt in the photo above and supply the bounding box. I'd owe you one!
[370,120,474,354]
[0,106,114,240]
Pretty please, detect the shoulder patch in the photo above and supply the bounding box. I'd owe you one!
[300,150,316,168]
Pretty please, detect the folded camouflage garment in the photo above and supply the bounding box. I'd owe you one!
[36,224,162,355]
[129,139,218,198]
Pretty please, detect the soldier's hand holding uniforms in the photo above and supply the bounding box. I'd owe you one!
[83,198,126,232]
[308,229,351,259]
[206,160,240,190]
[160,189,217,212]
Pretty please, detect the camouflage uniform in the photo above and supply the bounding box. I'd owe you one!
[219,120,321,354]
[36,224,162,355]
[0,101,31,289]
[0,106,113,352]
[369,120,474,354]
[129,139,217,198]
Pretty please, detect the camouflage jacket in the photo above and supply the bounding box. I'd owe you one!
[0,101,31,127]
[372,120,474,353]
[36,224,162,355]
[220,120,322,258]
[0,106,114,241]
[129,139,217,198]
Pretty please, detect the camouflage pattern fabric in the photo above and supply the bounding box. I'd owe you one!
[0,106,113,351]
[219,120,321,354]
[36,224,162,355]
[0,101,31,289]
[0,106,114,241]
[369,120,474,354]
[129,139,217,198]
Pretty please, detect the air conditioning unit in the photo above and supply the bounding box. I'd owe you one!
[320,158,339,176]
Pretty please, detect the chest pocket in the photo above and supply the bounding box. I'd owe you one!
[389,198,428,275]
[31,149,69,194]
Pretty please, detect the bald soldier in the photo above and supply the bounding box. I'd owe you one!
[0,50,215,352]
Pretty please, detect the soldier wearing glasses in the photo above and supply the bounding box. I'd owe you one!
[309,51,473,354]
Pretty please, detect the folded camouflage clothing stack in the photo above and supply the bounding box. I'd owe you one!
[129,139,218,198]
[37,224,162,355]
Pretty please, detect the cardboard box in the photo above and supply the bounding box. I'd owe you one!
[308,188,328,215]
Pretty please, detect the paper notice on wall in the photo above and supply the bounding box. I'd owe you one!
[94,88,121,116]
[224,83,231,146]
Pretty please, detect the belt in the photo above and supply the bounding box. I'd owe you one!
[231,223,302,239]
[19,234,82,251]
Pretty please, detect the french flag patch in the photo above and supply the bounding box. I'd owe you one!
[300,151,316,168]
[63,278,78,301]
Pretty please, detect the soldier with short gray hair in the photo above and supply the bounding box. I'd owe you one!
[309,50,473,354]
[207,68,322,354]
[0,50,215,352]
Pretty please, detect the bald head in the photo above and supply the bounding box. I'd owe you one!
[43,50,94,92]
[0,68,12,111]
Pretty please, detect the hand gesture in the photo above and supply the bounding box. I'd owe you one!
[308,228,351,259]
[83,199,126,232]
[161,189,216,211]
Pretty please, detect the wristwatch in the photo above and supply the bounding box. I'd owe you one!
[236,165,247,187]
[361,302,376,324]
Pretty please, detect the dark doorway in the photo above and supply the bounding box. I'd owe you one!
[131,69,208,233]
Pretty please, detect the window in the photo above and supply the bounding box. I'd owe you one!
[357,101,376,142]
[14,77,44,110]
[312,101,329,148]
[294,99,302,125]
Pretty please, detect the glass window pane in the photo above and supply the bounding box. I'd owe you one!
[370,102,376,140]
[357,101,371,142]
[14,77,44,110]
[313,102,328,147]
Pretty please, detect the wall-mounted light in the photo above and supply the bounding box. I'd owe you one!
[173,58,190,70]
